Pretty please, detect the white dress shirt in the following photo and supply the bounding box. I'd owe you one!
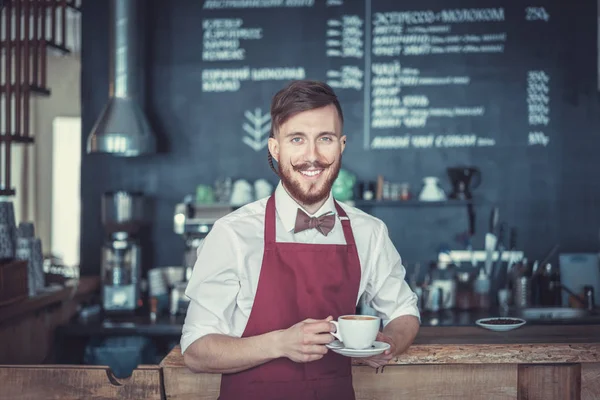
[181,182,420,354]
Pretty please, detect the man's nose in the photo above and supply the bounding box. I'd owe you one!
[304,140,319,162]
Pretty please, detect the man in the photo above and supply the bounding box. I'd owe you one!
[181,80,420,400]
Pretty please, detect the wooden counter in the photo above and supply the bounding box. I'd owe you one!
[159,325,600,400]
[0,276,100,364]
[0,276,99,325]
[1,323,599,399]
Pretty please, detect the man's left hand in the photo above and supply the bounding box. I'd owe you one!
[359,331,396,369]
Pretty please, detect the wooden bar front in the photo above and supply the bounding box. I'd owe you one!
[159,325,600,400]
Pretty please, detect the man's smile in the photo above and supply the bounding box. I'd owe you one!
[299,169,324,179]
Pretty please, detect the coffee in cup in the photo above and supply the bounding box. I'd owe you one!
[331,315,380,349]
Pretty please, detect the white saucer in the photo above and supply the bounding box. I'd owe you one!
[326,340,391,358]
[476,317,526,332]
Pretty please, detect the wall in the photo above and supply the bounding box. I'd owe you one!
[9,53,81,254]
[79,0,600,277]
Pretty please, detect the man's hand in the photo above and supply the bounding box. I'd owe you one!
[359,315,420,370]
[360,331,396,369]
[276,316,336,363]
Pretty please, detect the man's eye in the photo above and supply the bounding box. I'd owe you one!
[291,137,302,143]
[321,136,332,142]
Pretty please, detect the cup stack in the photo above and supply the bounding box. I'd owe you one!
[15,222,45,296]
[0,200,17,261]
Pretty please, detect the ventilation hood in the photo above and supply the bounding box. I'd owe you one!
[86,0,156,156]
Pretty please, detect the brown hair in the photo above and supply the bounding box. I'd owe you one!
[267,80,344,175]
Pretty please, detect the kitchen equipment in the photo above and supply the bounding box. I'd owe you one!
[183,237,204,281]
[421,286,442,312]
[148,266,185,314]
[174,197,234,236]
[438,250,524,265]
[505,228,518,276]
[497,288,512,312]
[424,260,456,311]
[174,196,234,282]
[170,281,190,316]
[513,275,531,308]
[489,223,507,307]
[102,191,146,234]
[558,253,600,308]
[418,177,446,202]
[473,267,491,310]
[484,207,499,276]
[539,263,561,306]
[585,286,595,310]
[101,232,142,312]
[455,271,475,310]
[148,266,185,296]
[446,166,481,200]
[101,191,148,313]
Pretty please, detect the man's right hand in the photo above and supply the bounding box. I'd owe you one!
[276,316,336,363]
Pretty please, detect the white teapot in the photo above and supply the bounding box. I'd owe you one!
[418,177,447,202]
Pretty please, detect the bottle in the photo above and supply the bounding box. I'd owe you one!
[456,271,474,310]
[540,263,561,306]
[473,267,491,310]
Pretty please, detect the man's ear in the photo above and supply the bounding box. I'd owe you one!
[340,135,347,154]
[268,137,279,163]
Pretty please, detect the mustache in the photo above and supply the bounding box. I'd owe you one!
[291,159,335,171]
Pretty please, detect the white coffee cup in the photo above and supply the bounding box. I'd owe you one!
[331,315,380,349]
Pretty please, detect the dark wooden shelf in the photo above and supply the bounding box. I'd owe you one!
[47,41,71,55]
[30,85,51,96]
[66,3,82,12]
[0,134,35,144]
[0,85,50,97]
[0,188,15,196]
[350,199,476,208]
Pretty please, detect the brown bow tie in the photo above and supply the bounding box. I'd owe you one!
[294,209,336,236]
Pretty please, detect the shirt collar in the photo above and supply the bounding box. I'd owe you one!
[274,182,337,233]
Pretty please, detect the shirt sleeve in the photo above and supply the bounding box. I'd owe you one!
[363,221,421,327]
[180,220,241,354]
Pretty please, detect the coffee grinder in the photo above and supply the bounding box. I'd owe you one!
[101,191,146,313]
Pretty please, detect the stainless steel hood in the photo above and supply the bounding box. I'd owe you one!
[86,0,156,156]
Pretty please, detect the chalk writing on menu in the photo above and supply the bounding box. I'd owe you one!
[200,0,313,94]
[199,0,553,151]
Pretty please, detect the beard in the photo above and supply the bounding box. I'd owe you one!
[279,156,342,206]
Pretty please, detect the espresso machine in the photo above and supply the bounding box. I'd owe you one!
[101,191,146,313]
[174,195,234,280]
[169,196,234,315]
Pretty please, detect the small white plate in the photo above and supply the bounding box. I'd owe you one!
[326,340,391,358]
[476,317,526,331]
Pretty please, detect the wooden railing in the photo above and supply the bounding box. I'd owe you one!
[0,0,80,196]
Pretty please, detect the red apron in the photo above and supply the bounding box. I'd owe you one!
[219,194,362,400]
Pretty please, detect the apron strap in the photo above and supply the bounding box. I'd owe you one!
[334,200,357,247]
[265,195,277,248]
